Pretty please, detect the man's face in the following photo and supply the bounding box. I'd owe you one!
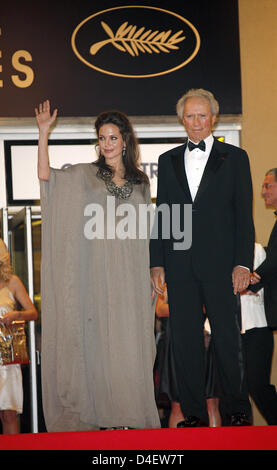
[261,173,277,208]
[182,97,216,143]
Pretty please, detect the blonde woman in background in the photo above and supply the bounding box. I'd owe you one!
[0,239,37,434]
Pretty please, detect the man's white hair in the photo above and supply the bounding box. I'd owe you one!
[176,88,219,123]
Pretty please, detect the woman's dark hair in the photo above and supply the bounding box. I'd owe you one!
[94,110,149,184]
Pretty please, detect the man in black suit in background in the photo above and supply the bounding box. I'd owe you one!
[251,169,277,325]
[248,169,277,424]
[150,89,254,426]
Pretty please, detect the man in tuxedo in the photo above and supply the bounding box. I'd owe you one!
[251,169,277,321]
[247,168,277,424]
[150,89,254,426]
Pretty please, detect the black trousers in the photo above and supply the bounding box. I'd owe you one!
[167,279,251,424]
[242,327,277,425]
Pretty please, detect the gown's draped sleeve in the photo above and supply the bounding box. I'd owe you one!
[40,165,98,431]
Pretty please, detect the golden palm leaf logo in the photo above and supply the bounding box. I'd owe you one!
[90,21,186,56]
[71,6,201,78]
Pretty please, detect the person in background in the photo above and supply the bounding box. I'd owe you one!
[0,239,38,434]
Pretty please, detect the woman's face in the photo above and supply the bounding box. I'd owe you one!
[98,123,125,163]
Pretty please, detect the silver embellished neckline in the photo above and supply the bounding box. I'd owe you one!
[96,168,133,199]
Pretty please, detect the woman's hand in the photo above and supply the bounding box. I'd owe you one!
[35,100,57,180]
[250,271,261,284]
[35,99,57,134]
[1,310,19,326]
[150,266,165,296]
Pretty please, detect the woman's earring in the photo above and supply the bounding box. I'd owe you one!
[122,146,126,159]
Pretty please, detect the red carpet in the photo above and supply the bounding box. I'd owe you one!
[0,426,277,450]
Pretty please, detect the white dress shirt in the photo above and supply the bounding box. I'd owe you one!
[240,243,268,333]
[184,134,214,201]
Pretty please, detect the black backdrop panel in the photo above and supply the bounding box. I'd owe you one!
[0,0,241,117]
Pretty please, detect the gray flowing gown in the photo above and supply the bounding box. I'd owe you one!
[40,163,160,432]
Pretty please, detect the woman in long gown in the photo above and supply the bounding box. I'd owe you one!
[0,239,38,434]
[35,100,160,432]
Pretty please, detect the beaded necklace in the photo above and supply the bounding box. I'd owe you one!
[96,168,134,199]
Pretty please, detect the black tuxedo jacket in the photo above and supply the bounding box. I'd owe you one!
[150,137,255,283]
[249,218,277,328]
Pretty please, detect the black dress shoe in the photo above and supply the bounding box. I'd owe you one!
[100,426,134,430]
[177,416,208,428]
[231,413,252,426]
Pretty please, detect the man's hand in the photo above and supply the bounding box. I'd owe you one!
[150,266,165,296]
[232,266,251,294]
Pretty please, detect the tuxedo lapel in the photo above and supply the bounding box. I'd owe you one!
[170,141,192,202]
[193,137,228,205]
[169,137,228,204]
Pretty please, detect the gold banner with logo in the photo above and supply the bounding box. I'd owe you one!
[0,0,241,117]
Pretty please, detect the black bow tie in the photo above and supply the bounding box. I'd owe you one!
[188,140,206,152]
